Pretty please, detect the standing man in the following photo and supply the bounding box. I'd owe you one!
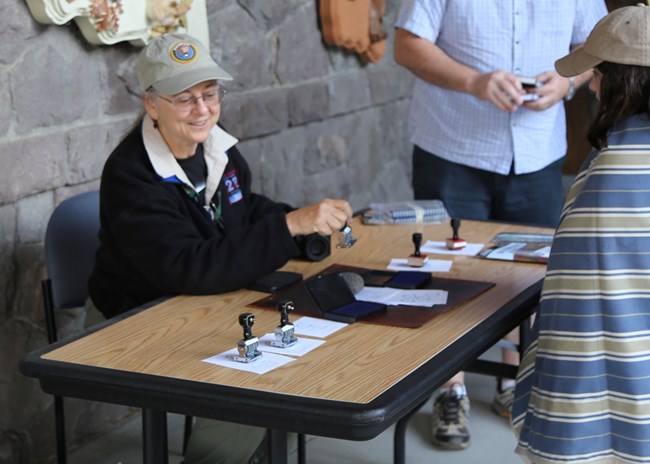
[394,0,607,451]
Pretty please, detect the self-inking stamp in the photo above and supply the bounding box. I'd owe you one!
[407,232,429,267]
[271,300,298,348]
[446,218,467,250]
[337,224,357,248]
[234,312,262,363]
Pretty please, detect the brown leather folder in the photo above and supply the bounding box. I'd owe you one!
[248,264,495,329]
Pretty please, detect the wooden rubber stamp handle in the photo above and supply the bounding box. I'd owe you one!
[451,218,461,240]
[412,232,422,256]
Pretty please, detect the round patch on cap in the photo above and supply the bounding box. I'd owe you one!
[170,41,197,63]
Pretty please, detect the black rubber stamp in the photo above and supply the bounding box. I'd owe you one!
[234,312,262,363]
[271,300,298,348]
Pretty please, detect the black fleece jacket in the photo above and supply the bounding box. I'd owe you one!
[89,122,300,318]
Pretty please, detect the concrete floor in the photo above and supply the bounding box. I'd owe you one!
[67,347,522,464]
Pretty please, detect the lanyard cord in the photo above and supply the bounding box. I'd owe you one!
[182,185,224,231]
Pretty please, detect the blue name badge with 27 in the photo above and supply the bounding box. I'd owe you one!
[224,169,243,204]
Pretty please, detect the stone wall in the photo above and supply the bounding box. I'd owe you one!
[0,0,414,462]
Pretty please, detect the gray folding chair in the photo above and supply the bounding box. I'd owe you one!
[41,190,195,462]
[41,190,101,464]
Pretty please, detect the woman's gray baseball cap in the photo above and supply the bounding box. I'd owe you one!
[556,4,650,77]
[136,33,232,94]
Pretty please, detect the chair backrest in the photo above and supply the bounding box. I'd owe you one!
[44,190,100,310]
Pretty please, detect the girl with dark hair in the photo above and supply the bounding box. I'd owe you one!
[587,62,650,149]
[512,5,650,464]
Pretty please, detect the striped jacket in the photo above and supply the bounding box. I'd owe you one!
[512,113,650,464]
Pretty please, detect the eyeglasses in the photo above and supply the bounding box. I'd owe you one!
[157,87,227,112]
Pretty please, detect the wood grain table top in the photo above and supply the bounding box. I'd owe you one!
[40,219,550,405]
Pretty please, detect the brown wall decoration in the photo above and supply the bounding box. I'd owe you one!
[319,0,388,63]
[24,0,209,47]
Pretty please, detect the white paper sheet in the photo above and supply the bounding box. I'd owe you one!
[292,316,348,338]
[387,258,453,273]
[421,240,484,256]
[355,287,448,307]
[203,348,295,374]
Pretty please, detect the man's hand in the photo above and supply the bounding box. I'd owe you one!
[286,199,352,236]
[470,70,574,112]
[522,71,571,111]
[470,70,524,112]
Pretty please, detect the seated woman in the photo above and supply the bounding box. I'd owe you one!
[88,33,352,463]
[512,5,650,464]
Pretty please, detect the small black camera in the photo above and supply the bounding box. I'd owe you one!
[295,233,331,262]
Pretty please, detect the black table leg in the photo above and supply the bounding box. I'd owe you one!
[298,433,306,464]
[268,429,288,464]
[519,306,537,356]
[142,408,168,464]
[394,399,428,464]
